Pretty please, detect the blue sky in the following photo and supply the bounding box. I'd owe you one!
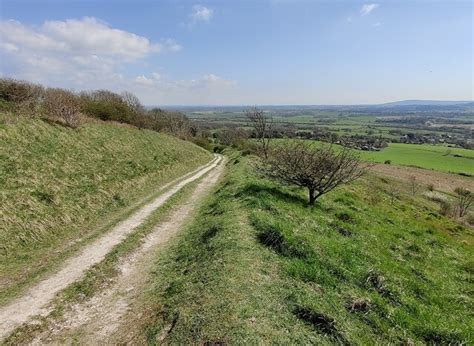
[0,0,472,105]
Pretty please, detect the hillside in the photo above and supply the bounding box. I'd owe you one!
[0,114,212,302]
[128,152,473,344]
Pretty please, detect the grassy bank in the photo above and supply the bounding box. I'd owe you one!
[0,114,212,302]
[139,152,473,344]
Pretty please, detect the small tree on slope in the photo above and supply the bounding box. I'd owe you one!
[261,141,365,205]
[454,187,473,218]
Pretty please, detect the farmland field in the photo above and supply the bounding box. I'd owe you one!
[359,143,474,175]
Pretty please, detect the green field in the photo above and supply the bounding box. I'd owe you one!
[360,143,474,175]
[136,152,473,344]
[0,114,211,302]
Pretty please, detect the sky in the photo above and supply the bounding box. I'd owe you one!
[0,0,472,105]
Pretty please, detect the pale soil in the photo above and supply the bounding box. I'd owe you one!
[0,155,221,341]
[28,155,225,345]
[369,163,474,193]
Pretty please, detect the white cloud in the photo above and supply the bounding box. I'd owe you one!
[132,73,236,104]
[0,18,171,60]
[202,74,234,87]
[152,72,162,80]
[0,17,181,89]
[159,38,182,52]
[134,75,154,86]
[191,5,214,22]
[360,4,379,16]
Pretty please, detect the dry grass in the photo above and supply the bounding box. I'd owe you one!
[369,163,474,193]
[0,113,211,301]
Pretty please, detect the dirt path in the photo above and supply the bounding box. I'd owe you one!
[27,154,225,344]
[0,155,222,341]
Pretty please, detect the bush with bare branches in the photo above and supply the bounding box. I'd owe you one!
[261,141,365,205]
[0,78,44,112]
[454,187,473,218]
[44,88,82,128]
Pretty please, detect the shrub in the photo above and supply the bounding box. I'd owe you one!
[423,191,448,204]
[467,214,474,226]
[80,90,132,123]
[261,141,364,205]
[454,187,473,218]
[44,88,82,128]
[384,160,391,164]
[0,78,43,112]
[439,201,452,217]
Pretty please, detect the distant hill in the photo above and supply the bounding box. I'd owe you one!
[380,100,473,107]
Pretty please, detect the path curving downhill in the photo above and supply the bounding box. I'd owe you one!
[0,154,222,341]
[31,152,226,344]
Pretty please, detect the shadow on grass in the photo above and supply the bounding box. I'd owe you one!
[293,306,349,345]
[237,183,308,208]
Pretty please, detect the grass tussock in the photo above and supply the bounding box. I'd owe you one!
[134,151,473,344]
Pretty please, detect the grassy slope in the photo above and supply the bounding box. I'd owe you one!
[140,152,473,344]
[0,115,212,301]
[360,143,474,175]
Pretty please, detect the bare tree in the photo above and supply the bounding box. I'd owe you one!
[44,88,82,128]
[121,91,144,114]
[261,141,364,205]
[408,175,420,195]
[247,107,272,158]
[388,185,400,206]
[454,187,473,217]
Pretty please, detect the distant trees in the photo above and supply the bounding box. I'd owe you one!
[247,107,273,158]
[215,127,248,147]
[261,141,365,205]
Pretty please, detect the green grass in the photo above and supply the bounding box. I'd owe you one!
[0,114,212,302]
[139,152,473,344]
[360,143,474,175]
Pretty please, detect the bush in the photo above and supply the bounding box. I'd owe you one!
[0,78,43,112]
[189,136,213,151]
[80,90,132,123]
[384,160,391,165]
[439,201,452,217]
[44,88,82,128]
[467,214,474,226]
[213,145,225,153]
[423,191,448,204]
[454,187,473,218]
